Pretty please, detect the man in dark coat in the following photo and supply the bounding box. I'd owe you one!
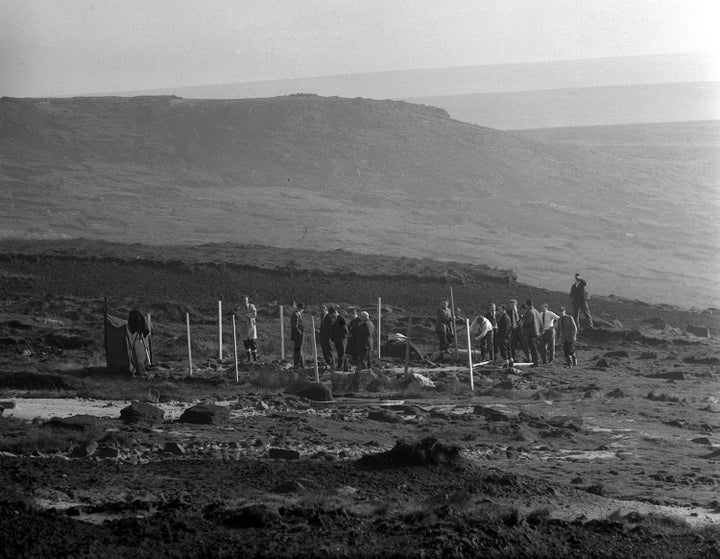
[319,306,337,368]
[355,311,375,371]
[331,307,349,370]
[435,299,454,353]
[496,304,513,368]
[508,299,522,361]
[570,272,594,330]
[346,309,362,366]
[484,303,499,361]
[521,299,543,367]
[290,303,305,369]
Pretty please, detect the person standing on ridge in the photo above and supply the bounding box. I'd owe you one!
[356,311,375,371]
[346,309,362,367]
[570,272,594,331]
[319,306,337,368]
[238,295,258,361]
[484,303,499,361]
[332,307,349,371]
[496,304,513,369]
[508,299,522,362]
[290,302,305,369]
[521,299,543,367]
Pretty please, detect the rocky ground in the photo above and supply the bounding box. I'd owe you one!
[1,243,719,558]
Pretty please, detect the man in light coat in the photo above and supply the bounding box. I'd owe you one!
[556,306,578,366]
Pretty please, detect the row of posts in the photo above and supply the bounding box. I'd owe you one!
[184,288,475,389]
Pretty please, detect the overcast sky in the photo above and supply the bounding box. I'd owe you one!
[1,0,719,97]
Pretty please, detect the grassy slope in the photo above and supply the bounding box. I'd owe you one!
[1,95,718,308]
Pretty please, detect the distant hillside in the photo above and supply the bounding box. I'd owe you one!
[408,82,720,129]
[1,95,718,308]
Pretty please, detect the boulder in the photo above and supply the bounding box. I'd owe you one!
[43,415,106,432]
[646,371,685,381]
[120,401,165,425]
[358,437,462,468]
[163,442,186,455]
[398,373,435,389]
[268,448,301,460]
[368,409,404,424]
[473,405,513,422]
[44,333,86,350]
[179,403,230,424]
[642,317,668,330]
[594,359,610,369]
[687,324,711,338]
[71,440,98,458]
[285,381,333,402]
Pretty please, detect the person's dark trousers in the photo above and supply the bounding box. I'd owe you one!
[563,340,576,366]
[356,349,372,371]
[498,337,511,361]
[437,330,449,353]
[334,339,347,370]
[480,331,494,360]
[321,339,334,367]
[524,334,539,365]
[293,342,303,369]
[491,329,500,360]
[510,328,522,360]
[572,302,594,330]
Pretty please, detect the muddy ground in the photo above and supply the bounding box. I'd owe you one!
[1,244,719,558]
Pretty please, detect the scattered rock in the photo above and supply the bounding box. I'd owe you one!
[368,409,403,424]
[583,390,603,399]
[473,405,513,422]
[164,442,186,455]
[398,373,435,389]
[594,359,610,369]
[683,356,720,365]
[358,437,462,468]
[285,381,333,402]
[646,371,685,381]
[255,400,269,411]
[691,437,712,446]
[179,403,230,425]
[96,446,120,458]
[687,324,711,338]
[429,409,451,421]
[268,448,300,460]
[639,352,658,360]
[44,333,86,350]
[605,388,626,398]
[120,402,165,425]
[71,440,98,458]
[544,415,584,430]
[603,351,629,358]
[701,449,720,459]
[642,317,668,330]
[701,403,720,413]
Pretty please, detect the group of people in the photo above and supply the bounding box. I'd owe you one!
[290,303,375,371]
[436,272,594,368]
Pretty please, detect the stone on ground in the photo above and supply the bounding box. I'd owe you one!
[120,401,165,425]
[179,403,230,424]
[285,381,333,402]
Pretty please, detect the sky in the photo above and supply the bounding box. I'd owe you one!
[1,0,719,97]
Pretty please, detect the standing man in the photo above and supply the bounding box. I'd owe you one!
[570,273,594,331]
[356,311,375,371]
[238,295,258,362]
[496,304,513,369]
[556,306,578,366]
[484,303,499,361]
[290,302,305,369]
[538,303,560,364]
[470,313,493,361]
[346,309,362,367]
[508,299,522,362]
[435,299,454,354]
[319,306,337,368]
[332,307,349,371]
[521,299,543,367]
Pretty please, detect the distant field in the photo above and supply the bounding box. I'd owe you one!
[1,96,718,308]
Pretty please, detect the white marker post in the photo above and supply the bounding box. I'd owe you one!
[232,314,239,383]
[377,297,382,361]
[279,305,285,361]
[218,300,223,360]
[186,312,193,376]
[311,315,320,382]
[466,318,474,390]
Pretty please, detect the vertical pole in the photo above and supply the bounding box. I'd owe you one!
[466,318,474,390]
[377,297,382,361]
[450,287,458,360]
[186,312,193,376]
[103,297,108,368]
[279,305,285,361]
[404,316,412,375]
[146,313,153,364]
[218,300,223,360]
[232,315,239,383]
[311,315,320,382]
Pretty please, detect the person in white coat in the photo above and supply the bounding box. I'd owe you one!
[238,295,258,361]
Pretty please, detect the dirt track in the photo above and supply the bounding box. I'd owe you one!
[1,245,719,558]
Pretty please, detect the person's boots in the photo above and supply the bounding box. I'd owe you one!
[246,350,251,362]
[565,355,572,367]
[251,350,258,362]
[571,354,577,366]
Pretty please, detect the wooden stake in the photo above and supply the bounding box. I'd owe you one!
[311,315,319,382]
[377,297,382,361]
[218,300,223,360]
[279,305,285,361]
[186,312,193,376]
[404,316,412,375]
[103,297,108,368]
[466,318,474,390]
[232,314,239,383]
[450,287,458,360]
